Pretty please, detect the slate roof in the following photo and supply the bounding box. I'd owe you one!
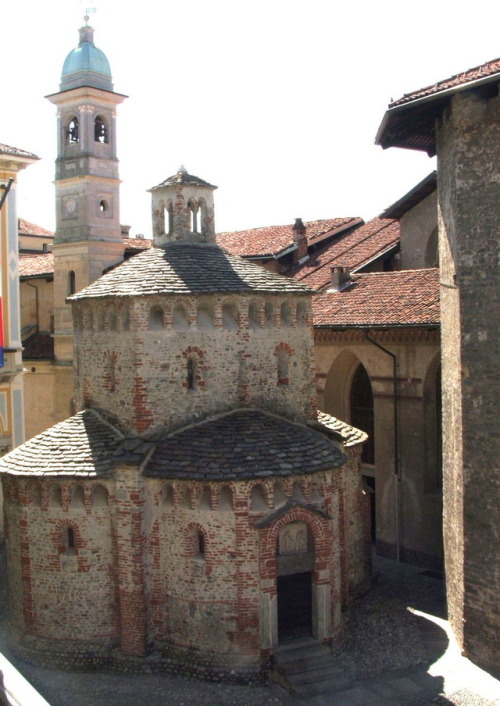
[0,409,123,477]
[18,219,54,238]
[143,410,345,480]
[217,217,361,258]
[390,57,500,107]
[313,268,440,328]
[19,253,54,278]
[0,143,39,160]
[316,412,368,447]
[286,218,400,290]
[69,243,313,300]
[0,407,352,481]
[23,332,54,360]
[150,169,216,190]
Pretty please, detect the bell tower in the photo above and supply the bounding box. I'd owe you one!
[46,19,127,366]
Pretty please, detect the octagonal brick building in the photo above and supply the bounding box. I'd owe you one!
[0,169,370,681]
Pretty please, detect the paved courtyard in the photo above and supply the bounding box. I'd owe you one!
[0,548,498,706]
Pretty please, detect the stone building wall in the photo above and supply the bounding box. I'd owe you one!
[316,329,442,568]
[73,293,317,433]
[1,452,369,677]
[437,88,500,668]
[399,191,438,269]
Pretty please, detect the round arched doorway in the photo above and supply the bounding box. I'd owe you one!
[276,521,314,641]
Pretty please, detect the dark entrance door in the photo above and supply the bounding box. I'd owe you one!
[277,571,312,641]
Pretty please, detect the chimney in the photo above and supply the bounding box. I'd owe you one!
[292,218,308,264]
[330,266,352,292]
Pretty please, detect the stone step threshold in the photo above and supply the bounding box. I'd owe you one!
[0,652,51,706]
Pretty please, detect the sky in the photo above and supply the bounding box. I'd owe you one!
[2,0,499,238]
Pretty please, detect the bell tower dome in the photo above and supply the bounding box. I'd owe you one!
[46,20,128,368]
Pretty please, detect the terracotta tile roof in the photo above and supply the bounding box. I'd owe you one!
[19,253,54,278]
[69,244,313,301]
[0,143,39,160]
[124,237,152,253]
[217,217,361,258]
[18,219,54,238]
[23,332,54,360]
[390,58,500,108]
[315,412,368,447]
[312,268,440,328]
[286,218,400,290]
[0,409,123,477]
[376,58,500,155]
[143,410,345,480]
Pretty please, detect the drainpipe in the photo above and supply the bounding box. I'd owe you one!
[365,331,400,562]
[25,280,40,334]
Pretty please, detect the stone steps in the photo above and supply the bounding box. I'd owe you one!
[272,639,352,697]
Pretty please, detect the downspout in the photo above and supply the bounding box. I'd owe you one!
[25,280,40,334]
[365,331,400,562]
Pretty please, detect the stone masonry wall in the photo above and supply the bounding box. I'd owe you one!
[73,293,317,433]
[437,88,500,668]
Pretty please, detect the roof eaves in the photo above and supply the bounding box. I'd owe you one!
[376,72,500,152]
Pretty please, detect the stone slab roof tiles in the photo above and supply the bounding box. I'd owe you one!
[315,412,368,447]
[18,219,54,238]
[143,409,346,480]
[216,218,361,258]
[286,218,400,290]
[69,243,313,300]
[19,253,54,278]
[0,409,123,477]
[313,268,440,328]
[22,332,55,360]
[150,171,216,190]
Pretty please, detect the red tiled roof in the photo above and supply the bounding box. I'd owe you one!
[0,143,39,160]
[312,269,440,328]
[390,58,500,108]
[124,237,152,253]
[18,219,54,238]
[217,217,361,258]
[287,218,400,290]
[19,253,54,278]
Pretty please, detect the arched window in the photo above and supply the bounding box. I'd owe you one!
[265,302,274,328]
[66,117,79,144]
[149,305,164,330]
[199,198,208,237]
[68,270,76,295]
[250,484,268,511]
[277,349,290,385]
[167,202,174,235]
[187,356,197,390]
[281,301,292,327]
[248,302,260,329]
[91,485,109,507]
[70,484,85,509]
[189,199,199,233]
[296,301,307,325]
[173,303,190,330]
[350,364,374,464]
[94,116,109,143]
[67,527,76,552]
[197,305,214,329]
[222,303,238,330]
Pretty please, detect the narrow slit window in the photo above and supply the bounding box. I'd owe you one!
[198,532,205,556]
[187,357,196,390]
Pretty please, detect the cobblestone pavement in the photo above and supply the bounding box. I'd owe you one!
[0,549,498,706]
